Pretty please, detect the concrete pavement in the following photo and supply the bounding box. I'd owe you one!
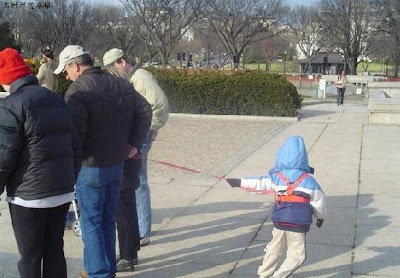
[1,99,400,277]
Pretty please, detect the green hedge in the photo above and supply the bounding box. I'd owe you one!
[57,75,72,97]
[22,62,301,117]
[148,69,302,117]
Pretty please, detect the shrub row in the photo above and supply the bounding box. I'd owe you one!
[148,69,302,117]
[22,61,301,117]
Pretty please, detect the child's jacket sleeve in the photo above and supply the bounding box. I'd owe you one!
[240,176,275,192]
[310,183,326,219]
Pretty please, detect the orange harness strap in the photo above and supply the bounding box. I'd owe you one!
[277,195,309,203]
[276,172,310,203]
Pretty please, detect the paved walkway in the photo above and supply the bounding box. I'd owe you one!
[1,99,400,277]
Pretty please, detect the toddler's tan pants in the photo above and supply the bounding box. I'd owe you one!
[258,228,306,278]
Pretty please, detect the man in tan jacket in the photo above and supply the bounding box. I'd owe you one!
[103,48,169,271]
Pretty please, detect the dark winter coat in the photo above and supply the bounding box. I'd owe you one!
[64,67,152,167]
[0,76,82,200]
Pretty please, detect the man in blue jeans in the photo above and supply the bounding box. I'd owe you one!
[55,45,152,278]
[103,49,169,248]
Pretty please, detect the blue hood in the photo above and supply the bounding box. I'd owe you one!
[269,136,311,174]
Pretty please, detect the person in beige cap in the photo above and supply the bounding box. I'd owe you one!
[103,48,169,246]
[103,48,169,271]
[56,45,152,278]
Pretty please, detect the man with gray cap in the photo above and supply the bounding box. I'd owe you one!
[103,49,169,250]
[55,45,152,278]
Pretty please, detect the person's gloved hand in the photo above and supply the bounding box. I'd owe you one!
[226,178,241,188]
[316,219,324,228]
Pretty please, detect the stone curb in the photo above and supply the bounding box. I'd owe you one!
[170,113,299,122]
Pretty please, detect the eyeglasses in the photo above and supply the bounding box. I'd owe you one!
[63,62,75,76]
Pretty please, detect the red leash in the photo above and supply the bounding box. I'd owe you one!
[133,155,274,195]
[134,155,227,181]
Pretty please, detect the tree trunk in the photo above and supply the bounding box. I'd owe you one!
[265,58,269,71]
[206,47,210,69]
[161,52,168,69]
[394,56,400,77]
[350,57,357,75]
[233,52,241,70]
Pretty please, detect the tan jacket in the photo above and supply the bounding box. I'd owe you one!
[128,68,169,140]
[37,59,58,91]
[335,75,348,89]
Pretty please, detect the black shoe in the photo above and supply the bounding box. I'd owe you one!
[116,255,138,265]
[116,259,135,272]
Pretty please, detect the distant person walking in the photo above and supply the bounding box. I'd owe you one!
[103,49,169,249]
[36,48,58,91]
[0,48,82,278]
[335,70,348,106]
[54,45,152,278]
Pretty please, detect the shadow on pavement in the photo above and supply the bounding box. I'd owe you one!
[0,194,392,278]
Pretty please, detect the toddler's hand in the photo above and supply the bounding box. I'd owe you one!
[226,178,241,188]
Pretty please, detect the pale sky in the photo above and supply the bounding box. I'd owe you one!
[97,0,319,7]
[287,0,318,6]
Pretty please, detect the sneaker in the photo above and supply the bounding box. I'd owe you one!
[140,237,150,246]
[116,259,135,272]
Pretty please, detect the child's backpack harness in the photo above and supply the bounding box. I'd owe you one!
[275,172,310,204]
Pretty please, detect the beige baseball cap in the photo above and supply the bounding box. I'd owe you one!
[103,48,125,67]
[54,45,90,74]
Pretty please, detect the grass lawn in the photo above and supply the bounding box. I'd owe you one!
[240,61,392,75]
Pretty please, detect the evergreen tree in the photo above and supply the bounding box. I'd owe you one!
[0,22,20,51]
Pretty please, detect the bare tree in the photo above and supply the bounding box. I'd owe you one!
[0,1,36,55]
[87,5,143,61]
[255,35,289,72]
[190,20,223,69]
[203,0,286,70]
[318,0,375,75]
[20,0,94,55]
[374,0,400,77]
[289,6,323,74]
[119,0,204,68]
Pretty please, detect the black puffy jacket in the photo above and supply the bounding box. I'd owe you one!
[64,67,152,167]
[0,76,82,200]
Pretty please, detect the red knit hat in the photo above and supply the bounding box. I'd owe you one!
[0,48,31,85]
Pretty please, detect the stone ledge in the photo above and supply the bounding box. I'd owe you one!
[170,113,299,122]
[368,90,387,99]
[368,98,400,124]
[368,98,400,110]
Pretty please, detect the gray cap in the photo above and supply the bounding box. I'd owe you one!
[103,48,124,67]
[54,45,90,75]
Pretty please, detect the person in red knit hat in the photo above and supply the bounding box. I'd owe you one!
[0,48,82,278]
[0,48,31,87]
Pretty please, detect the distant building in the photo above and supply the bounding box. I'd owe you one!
[299,52,344,75]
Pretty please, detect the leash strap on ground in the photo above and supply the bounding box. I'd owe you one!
[134,155,275,195]
[134,155,227,181]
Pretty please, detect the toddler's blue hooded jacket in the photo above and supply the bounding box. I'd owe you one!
[240,136,326,233]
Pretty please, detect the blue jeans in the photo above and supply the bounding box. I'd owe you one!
[136,132,152,238]
[76,163,123,278]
